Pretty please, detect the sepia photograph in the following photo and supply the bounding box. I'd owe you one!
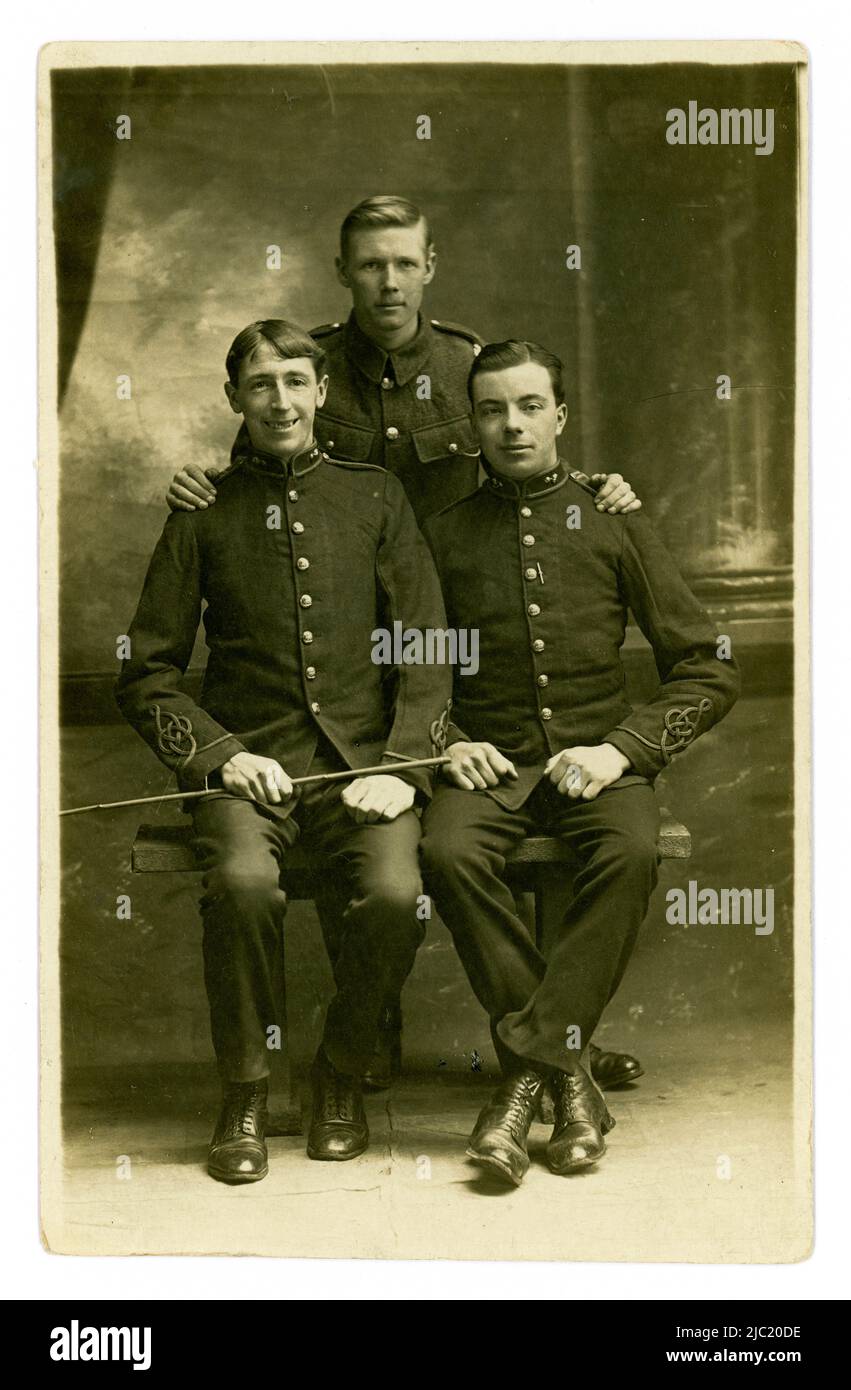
[39,39,809,1263]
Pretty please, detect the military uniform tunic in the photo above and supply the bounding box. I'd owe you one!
[118,441,450,798]
[423,459,741,806]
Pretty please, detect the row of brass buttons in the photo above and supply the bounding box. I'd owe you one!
[521,512,552,722]
[287,489,320,716]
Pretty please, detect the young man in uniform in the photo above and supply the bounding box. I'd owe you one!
[419,340,741,1185]
[117,320,450,1185]
[162,196,644,1092]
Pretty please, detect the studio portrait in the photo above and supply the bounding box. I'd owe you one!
[40,40,809,1262]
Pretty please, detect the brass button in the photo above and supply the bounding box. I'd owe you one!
[524,567,538,580]
[288,489,299,502]
[296,557,309,571]
[381,377,393,391]
[532,639,545,653]
[520,505,532,518]
[292,521,304,534]
[300,595,313,608]
[528,603,541,617]
[311,701,321,714]
[537,674,549,687]
[305,666,317,680]
[541,708,553,720]
[302,631,313,645]
[326,439,335,449]
[448,442,458,453]
[522,534,535,547]
[385,426,400,440]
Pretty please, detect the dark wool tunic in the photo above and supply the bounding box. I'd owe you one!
[117,443,451,798]
[423,459,741,808]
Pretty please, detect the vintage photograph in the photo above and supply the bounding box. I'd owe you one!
[40,40,809,1261]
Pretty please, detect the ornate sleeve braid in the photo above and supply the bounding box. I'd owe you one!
[429,699,454,755]
[612,698,712,765]
[154,705,235,771]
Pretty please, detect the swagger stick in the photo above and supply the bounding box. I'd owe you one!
[59,754,452,817]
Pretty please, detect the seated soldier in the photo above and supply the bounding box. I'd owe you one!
[419,340,741,1186]
[116,319,450,1184]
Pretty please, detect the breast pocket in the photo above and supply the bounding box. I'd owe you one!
[316,414,375,462]
[411,413,478,464]
[404,414,480,521]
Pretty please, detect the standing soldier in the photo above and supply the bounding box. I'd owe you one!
[164,196,644,1092]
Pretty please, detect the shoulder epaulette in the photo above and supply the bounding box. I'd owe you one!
[309,322,344,339]
[567,468,602,500]
[430,319,483,354]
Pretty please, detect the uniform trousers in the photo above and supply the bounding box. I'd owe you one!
[190,763,424,1084]
[419,778,660,1076]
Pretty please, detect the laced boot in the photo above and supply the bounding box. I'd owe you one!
[307,1046,369,1161]
[466,1070,546,1186]
[208,1078,269,1184]
[547,1063,615,1174]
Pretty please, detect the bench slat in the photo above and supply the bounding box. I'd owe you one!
[132,809,690,874]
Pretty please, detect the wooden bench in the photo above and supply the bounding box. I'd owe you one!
[131,810,690,1132]
[132,810,691,938]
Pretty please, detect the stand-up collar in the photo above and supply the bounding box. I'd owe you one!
[344,311,432,387]
[235,440,325,479]
[481,456,569,501]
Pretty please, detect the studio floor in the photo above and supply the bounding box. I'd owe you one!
[49,1020,807,1263]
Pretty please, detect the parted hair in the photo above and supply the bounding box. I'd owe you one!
[339,195,433,260]
[225,320,327,388]
[468,340,566,407]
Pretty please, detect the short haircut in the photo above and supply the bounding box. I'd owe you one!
[468,340,566,407]
[225,320,326,388]
[339,195,432,260]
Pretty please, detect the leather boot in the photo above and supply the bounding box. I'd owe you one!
[547,1064,615,1175]
[307,1047,369,1161]
[362,1001,403,1092]
[466,1070,546,1186]
[589,1042,643,1088]
[208,1078,269,1184]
